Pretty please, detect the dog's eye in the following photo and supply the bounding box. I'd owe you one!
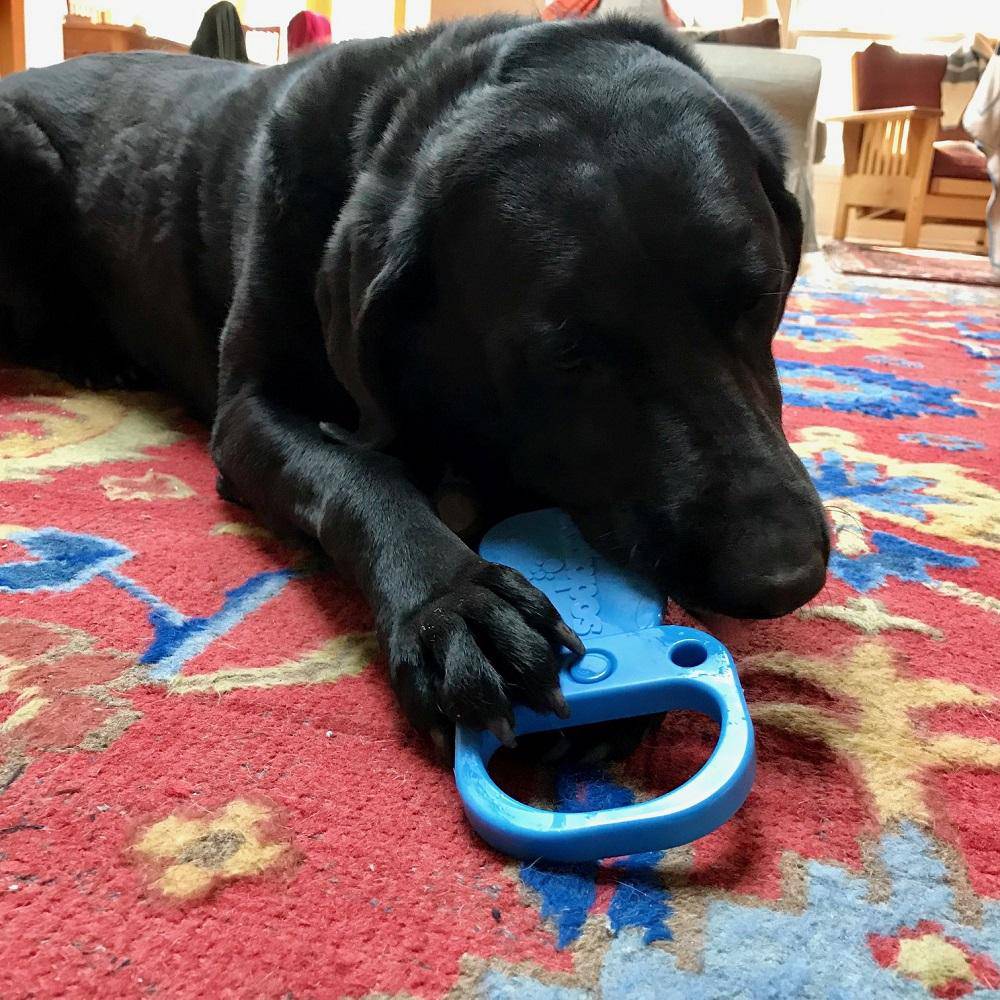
[536,320,602,374]
[731,284,786,325]
[535,321,621,377]
[552,340,588,372]
[740,291,768,315]
[718,261,787,317]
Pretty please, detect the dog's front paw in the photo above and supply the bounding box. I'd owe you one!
[387,558,584,756]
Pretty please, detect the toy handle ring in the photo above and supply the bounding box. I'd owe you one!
[454,656,755,863]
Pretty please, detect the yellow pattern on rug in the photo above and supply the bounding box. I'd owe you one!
[168,633,376,695]
[750,641,1000,823]
[797,597,943,638]
[896,934,973,990]
[0,370,184,483]
[100,470,195,501]
[132,799,289,899]
[792,427,1000,551]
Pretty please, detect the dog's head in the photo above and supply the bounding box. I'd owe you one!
[318,16,829,619]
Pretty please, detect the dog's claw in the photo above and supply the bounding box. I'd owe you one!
[430,727,454,764]
[488,718,517,749]
[546,688,571,719]
[555,622,585,656]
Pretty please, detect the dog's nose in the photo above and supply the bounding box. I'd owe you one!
[712,491,831,619]
[734,550,828,618]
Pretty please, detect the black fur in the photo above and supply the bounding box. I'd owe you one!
[0,16,829,756]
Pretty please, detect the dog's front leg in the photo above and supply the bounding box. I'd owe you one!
[211,386,579,752]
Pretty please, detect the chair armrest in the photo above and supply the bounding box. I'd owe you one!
[836,105,941,188]
[828,106,943,124]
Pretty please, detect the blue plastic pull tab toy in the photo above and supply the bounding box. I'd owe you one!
[454,509,755,862]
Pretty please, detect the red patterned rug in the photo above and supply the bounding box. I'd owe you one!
[824,239,1000,287]
[2,267,999,998]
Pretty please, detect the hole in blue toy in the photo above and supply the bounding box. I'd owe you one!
[487,711,720,818]
[669,640,708,668]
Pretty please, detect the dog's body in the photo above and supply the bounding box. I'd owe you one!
[0,34,409,415]
[0,16,829,752]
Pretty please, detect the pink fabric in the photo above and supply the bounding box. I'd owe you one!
[932,140,990,182]
[541,0,600,21]
[660,2,684,27]
[288,11,331,57]
[854,44,946,113]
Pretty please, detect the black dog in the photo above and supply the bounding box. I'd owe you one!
[0,15,829,754]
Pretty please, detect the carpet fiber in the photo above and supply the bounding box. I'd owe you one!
[2,268,999,998]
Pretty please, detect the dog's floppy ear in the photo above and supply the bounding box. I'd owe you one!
[315,184,430,450]
[724,91,804,261]
[723,92,791,176]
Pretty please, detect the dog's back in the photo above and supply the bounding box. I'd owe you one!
[1,53,265,401]
[0,16,830,754]
[0,34,438,410]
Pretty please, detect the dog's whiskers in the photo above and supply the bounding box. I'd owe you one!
[823,503,864,533]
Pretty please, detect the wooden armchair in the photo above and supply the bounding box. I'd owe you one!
[831,44,991,248]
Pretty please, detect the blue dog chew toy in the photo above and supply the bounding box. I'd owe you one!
[454,509,756,862]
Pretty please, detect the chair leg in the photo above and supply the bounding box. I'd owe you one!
[833,197,851,240]
[901,183,929,248]
[900,121,936,249]
[901,206,924,248]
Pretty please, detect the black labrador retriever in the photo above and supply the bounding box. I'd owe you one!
[0,15,829,755]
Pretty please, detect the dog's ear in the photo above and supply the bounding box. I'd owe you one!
[724,91,804,262]
[316,186,430,450]
[723,92,791,176]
